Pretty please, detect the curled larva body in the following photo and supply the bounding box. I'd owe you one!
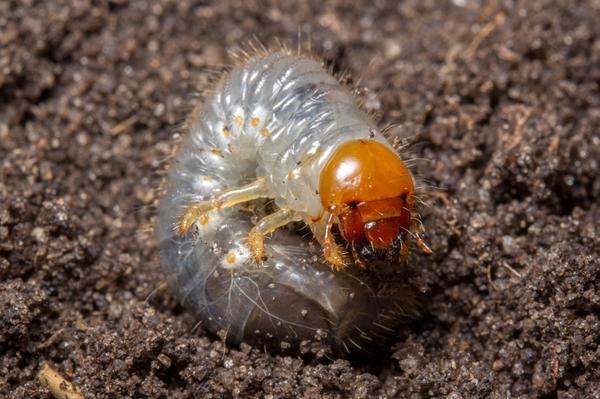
[156,51,419,356]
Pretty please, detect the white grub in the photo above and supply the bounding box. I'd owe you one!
[155,45,419,357]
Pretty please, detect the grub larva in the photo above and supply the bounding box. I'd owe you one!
[156,46,428,356]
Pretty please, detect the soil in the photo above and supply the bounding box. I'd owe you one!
[1,0,599,397]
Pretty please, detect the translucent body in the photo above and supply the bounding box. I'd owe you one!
[156,52,417,356]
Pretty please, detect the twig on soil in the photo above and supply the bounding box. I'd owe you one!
[143,281,168,304]
[487,264,499,291]
[501,261,522,278]
[508,107,532,147]
[110,115,138,136]
[190,319,203,334]
[37,362,84,399]
[464,12,506,59]
[480,0,500,20]
[37,328,64,349]
[488,261,523,291]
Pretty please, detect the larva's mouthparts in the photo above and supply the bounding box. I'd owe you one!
[156,49,427,359]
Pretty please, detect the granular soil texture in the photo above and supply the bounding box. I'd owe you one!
[1,0,599,397]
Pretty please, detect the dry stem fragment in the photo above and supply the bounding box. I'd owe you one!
[37,362,84,399]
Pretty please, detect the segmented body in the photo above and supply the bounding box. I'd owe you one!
[156,50,416,356]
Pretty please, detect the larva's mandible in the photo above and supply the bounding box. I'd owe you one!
[156,49,428,356]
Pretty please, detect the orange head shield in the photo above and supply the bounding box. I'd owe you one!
[319,139,416,259]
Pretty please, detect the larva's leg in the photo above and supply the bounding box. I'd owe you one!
[178,177,270,236]
[414,230,432,254]
[350,247,366,269]
[406,193,432,254]
[399,240,410,259]
[247,207,301,263]
[307,214,347,271]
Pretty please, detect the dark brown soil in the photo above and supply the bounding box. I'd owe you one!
[1,0,599,397]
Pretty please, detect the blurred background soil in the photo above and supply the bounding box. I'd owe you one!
[1,0,599,397]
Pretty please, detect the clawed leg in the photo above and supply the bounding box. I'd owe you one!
[247,207,301,263]
[399,240,409,258]
[405,193,433,255]
[178,177,269,236]
[308,212,347,271]
[414,232,432,254]
[351,247,366,269]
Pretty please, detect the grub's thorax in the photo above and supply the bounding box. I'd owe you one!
[318,139,416,253]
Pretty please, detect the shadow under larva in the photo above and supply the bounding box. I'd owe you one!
[155,45,426,359]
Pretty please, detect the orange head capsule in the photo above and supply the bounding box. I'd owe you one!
[319,139,416,260]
